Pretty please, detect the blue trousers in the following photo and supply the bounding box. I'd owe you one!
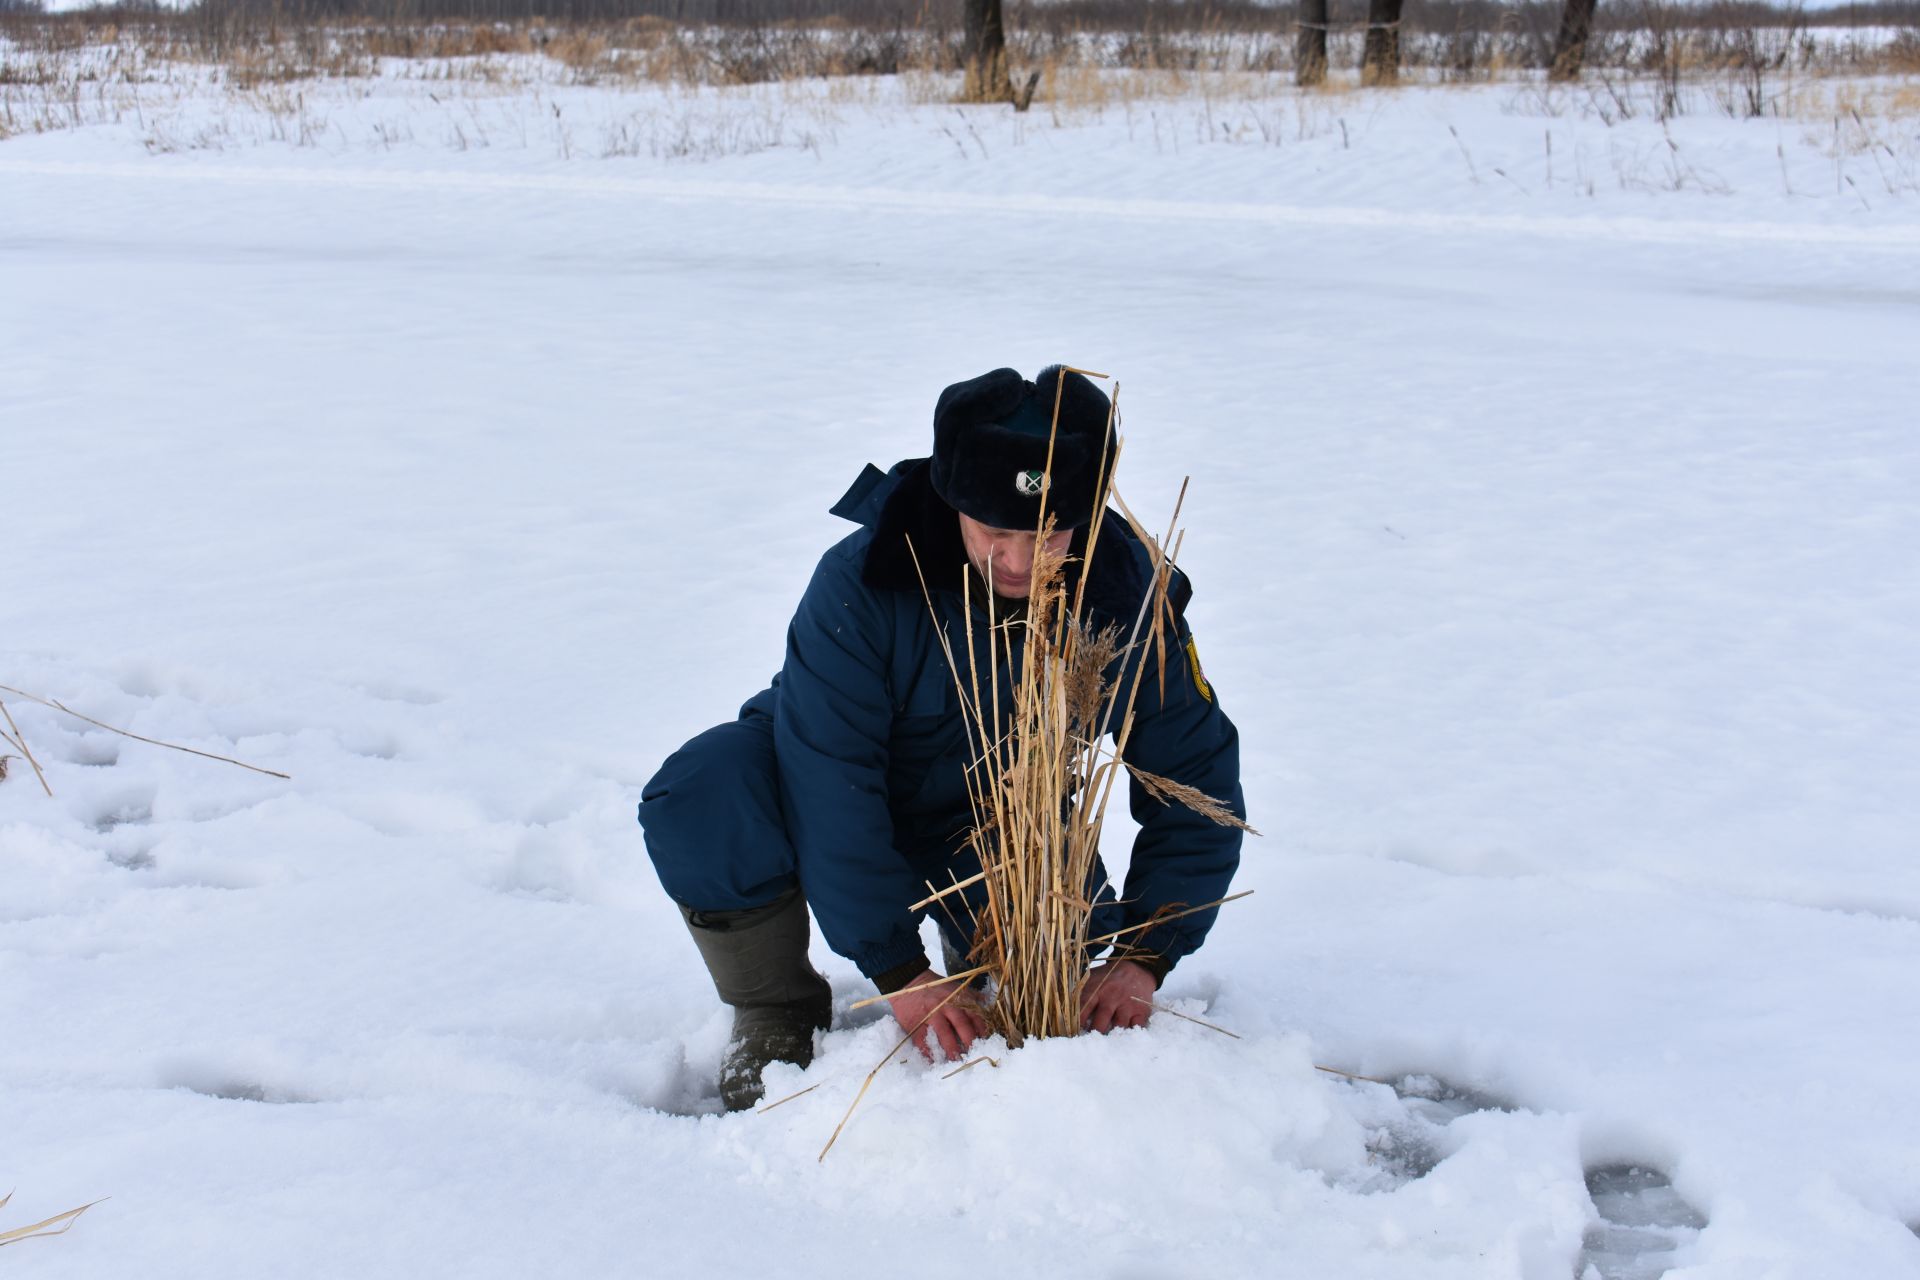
[639,712,800,914]
[638,710,984,958]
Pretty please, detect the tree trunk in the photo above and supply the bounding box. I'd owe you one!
[963,0,1012,103]
[1296,0,1328,86]
[1361,0,1403,85]
[1549,0,1598,81]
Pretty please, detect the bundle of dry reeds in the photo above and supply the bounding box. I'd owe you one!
[909,369,1250,1047]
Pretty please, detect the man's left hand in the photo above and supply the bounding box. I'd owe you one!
[1079,958,1158,1034]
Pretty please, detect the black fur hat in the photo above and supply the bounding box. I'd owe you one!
[928,366,1115,530]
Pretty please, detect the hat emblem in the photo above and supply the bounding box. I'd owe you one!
[1014,469,1047,497]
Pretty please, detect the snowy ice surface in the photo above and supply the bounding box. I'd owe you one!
[4,66,1919,1280]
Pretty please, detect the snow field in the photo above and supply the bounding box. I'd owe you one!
[4,41,1920,218]
[0,662,1592,1278]
[4,57,1920,1279]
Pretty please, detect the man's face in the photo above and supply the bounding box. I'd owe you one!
[956,511,1074,600]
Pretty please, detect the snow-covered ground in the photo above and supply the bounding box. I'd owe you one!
[4,58,1919,1279]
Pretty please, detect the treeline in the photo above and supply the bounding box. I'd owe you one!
[8,0,1918,30]
[4,0,1913,93]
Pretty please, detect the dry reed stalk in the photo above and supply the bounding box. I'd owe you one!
[1313,1065,1394,1085]
[0,697,53,797]
[1132,996,1241,1039]
[1125,764,1253,830]
[910,367,1249,1048]
[817,979,976,1161]
[754,1080,825,1113]
[0,1193,105,1247]
[847,964,992,1011]
[1085,890,1256,949]
[0,683,291,782]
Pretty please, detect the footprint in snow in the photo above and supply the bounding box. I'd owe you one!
[1579,1164,1707,1280]
[51,729,120,767]
[1339,1072,1512,1187]
[113,663,167,699]
[105,845,157,871]
[159,1065,319,1105]
[344,731,403,761]
[352,679,446,707]
[89,787,155,832]
[1345,1076,1707,1280]
[609,1040,726,1119]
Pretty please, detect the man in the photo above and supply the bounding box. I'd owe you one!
[639,366,1245,1111]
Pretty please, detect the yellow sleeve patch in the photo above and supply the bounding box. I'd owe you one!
[1185,636,1213,703]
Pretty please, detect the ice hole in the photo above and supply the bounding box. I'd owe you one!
[1578,1164,1707,1280]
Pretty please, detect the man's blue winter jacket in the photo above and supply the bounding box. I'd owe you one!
[737,458,1246,991]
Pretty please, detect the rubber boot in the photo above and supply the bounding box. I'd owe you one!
[681,889,833,1113]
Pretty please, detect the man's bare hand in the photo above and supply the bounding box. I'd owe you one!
[1080,958,1157,1033]
[886,968,990,1063]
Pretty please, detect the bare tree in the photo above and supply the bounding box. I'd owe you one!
[1296,0,1328,84]
[1362,0,1404,82]
[1550,0,1599,78]
[962,0,1012,101]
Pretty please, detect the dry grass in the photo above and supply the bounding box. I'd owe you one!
[0,683,292,792]
[0,1192,103,1248]
[1776,79,1920,193]
[1785,77,1920,121]
[907,372,1250,1047]
[0,696,52,796]
[1884,28,1920,73]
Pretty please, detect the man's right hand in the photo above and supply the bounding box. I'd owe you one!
[885,968,990,1063]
